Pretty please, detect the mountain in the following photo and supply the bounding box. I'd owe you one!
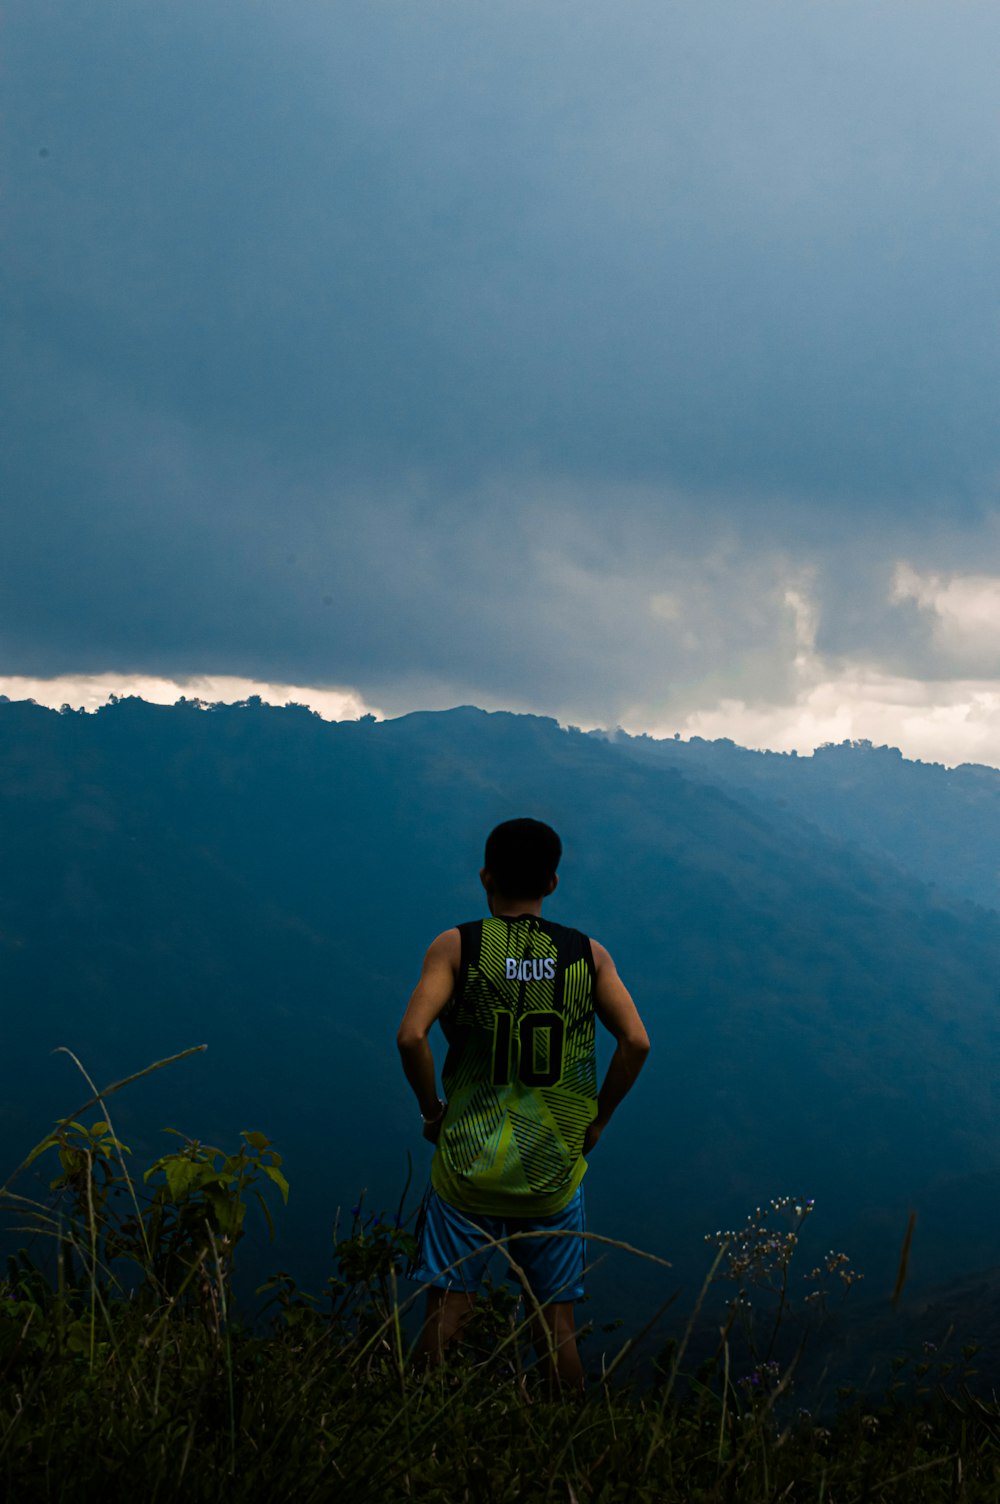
[2,695,999,1404]
[595,727,1000,913]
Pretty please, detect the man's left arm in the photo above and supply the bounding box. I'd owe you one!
[396,929,460,1134]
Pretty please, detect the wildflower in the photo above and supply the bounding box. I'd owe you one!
[738,1361,781,1392]
[922,1341,937,1355]
[350,1204,361,1218]
[861,1414,879,1432]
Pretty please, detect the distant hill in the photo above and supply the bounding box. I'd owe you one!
[2,695,999,1406]
[595,727,1000,913]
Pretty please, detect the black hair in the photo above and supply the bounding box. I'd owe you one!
[483,818,562,899]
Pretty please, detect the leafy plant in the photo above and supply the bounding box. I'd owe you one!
[2,1050,998,1503]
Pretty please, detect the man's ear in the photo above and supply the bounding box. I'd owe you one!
[546,873,559,897]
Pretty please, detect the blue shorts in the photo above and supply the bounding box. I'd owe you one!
[404,1183,587,1305]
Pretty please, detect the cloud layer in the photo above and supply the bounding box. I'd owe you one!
[4,0,1000,761]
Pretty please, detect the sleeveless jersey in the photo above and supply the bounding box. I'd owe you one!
[430,914,598,1217]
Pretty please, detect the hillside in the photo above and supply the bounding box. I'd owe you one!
[598,727,1000,912]
[2,695,999,1380]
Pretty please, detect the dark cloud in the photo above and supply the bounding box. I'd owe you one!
[4,0,1000,725]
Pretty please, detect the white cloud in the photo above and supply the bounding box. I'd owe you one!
[0,673,383,722]
[642,672,1000,767]
[594,567,1000,766]
[892,563,1000,659]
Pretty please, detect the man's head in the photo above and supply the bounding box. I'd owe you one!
[481,818,562,908]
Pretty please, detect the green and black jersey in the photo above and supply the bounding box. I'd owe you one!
[431,914,598,1217]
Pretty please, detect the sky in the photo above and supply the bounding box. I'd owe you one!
[4,0,1000,766]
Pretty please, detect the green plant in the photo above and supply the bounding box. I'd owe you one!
[3,1051,999,1504]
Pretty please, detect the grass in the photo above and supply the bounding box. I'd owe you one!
[1,1046,998,1502]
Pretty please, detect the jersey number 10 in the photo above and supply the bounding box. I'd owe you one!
[491,1010,565,1088]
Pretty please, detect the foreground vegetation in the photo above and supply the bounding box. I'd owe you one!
[2,1047,998,1502]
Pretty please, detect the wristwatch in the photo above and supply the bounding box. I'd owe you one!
[421,1097,446,1125]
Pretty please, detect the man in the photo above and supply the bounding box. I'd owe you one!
[396,817,651,1401]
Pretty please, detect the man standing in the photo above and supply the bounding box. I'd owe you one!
[396,817,651,1401]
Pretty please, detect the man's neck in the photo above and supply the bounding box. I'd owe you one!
[490,897,544,919]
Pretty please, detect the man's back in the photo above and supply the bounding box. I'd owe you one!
[431,912,598,1218]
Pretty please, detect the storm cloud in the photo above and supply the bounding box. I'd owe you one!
[4,0,1000,759]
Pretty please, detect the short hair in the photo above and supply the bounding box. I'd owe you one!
[484,818,562,899]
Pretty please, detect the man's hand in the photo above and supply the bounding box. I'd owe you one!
[422,1109,446,1146]
[582,1117,605,1156]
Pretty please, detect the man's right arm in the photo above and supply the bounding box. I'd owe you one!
[590,939,650,1130]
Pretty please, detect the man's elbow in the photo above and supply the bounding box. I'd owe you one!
[397,1032,426,1050]
[623,1033,651,1054]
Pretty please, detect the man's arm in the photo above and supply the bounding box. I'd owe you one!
[590,939,650,1129]
[396,929,460,1119]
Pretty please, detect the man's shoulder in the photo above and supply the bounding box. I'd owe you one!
[425,927,462,962]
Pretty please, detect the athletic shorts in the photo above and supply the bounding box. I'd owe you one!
[403,1182,587,1305]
